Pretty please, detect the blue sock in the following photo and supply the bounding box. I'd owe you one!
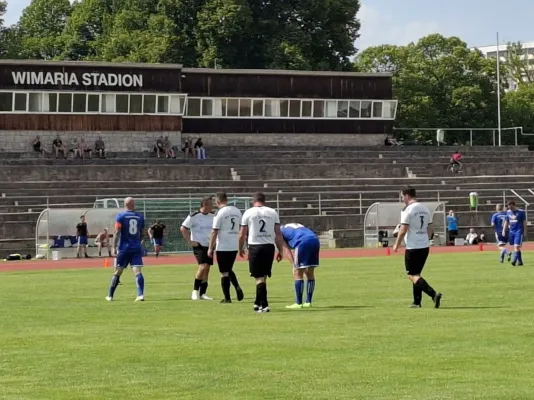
[518,250,523,264]
[306,280,315,304]
[108,275,120,297]
[295,280,304,304]
[512,251,519,264]
[135,273,145,296]
[500,248,508,261]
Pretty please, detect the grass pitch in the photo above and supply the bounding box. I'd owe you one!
[1,253,534,400]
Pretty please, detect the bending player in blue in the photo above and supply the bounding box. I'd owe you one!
[281,223,320,309]
[491,204,510,263]
[106,197,146,302]
[502,200,526,267]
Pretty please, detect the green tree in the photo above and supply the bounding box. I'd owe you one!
[355,34,504,143]
[503,84,534,137]
[18,0,72,59]
[505,42,533,87]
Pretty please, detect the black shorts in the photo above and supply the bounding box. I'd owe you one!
[448,230,458,240]
[248,244,275,278]
[216,251,238,274]
[193,245,213,266]
[405,247,430,276]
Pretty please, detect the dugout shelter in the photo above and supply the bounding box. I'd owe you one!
[363,202,446,247]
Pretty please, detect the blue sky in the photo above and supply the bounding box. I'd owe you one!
[4,0,534,49]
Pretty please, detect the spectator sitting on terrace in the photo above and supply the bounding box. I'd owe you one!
[76,138,92,159]
[33,135,50,157]
[384,135,401,146]
[466,228,479,245]
[52,135,67,159]
[183,137,194,158]
[94,136,106,159]
[194,137,207,159]
[164,136,176,159]
[155,136,165,158]
[450,150,463,171]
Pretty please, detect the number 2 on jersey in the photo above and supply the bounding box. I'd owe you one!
[259,219,266,232]
[129,219,138,235]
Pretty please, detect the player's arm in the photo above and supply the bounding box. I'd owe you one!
[238,225,247,257]
[427,222,434,240]
[209,215,221,255]
[274,223,284,262]
[393,211,409,251]
[502,219,509,236]
[180,215,196,247]
[283,240,295,266]
[148,225,154,239]
[113,221,121,255]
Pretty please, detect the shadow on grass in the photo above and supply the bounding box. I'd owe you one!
[280,305,373,312]
[441,306,506,310]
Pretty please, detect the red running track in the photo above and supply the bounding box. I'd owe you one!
[2,243,533,273]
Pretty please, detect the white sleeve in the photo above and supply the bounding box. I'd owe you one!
[213,213,222,229]
[182,215,192,229]
[275,211,280,224]
[241,210,249,226]
[400,210,410,225]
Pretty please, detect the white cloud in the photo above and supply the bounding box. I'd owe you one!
[357,4,443,49]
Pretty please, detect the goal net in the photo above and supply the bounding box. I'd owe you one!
[363,202,446,247]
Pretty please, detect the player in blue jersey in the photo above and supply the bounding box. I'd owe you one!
[491,204,511,263]
[502,200,526,266]
[106,197,146,302]
[281,223,320,309]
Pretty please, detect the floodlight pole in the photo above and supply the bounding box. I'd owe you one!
[496,32,502,147]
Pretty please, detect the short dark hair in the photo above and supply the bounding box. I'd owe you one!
[80,215,85,219]
[216,192,227,203]
[156,220,161,224]
[401,186,416,198]
[508,200,516,206]
[253,192,266,204]
[200,196,212,207]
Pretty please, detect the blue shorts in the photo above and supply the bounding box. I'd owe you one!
[294,238,320,269]
[509,232,523,246]
[77,236,88,246]
[152,238,163,246]
[116,251,144,268]
[495,232,508,246]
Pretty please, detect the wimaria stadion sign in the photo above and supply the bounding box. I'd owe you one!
[11,71,143,88]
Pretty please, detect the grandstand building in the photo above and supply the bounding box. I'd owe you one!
[0,60,397,149]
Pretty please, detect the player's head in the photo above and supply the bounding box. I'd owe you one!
[507,200,517,211]
[200,197,213,213]
[469,228,475,234]
[124,197,135,211]
[156,220,161,225]
[252,192,266,206]
[455,150,459,154]
[103,228,108,232]
[496,204,504,212]
[80,215,85,223]
[215,192,228,207]
[400,186,416,205]
[448,210,454,215]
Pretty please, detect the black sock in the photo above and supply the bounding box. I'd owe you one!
[257,282,268,308]
[221,276,231,300]
[228,270,240,289]
[193,279,202,291]
[413,283,423,305]
[255,286,260,306]
[416,277,437,299]
[200,281,208,296]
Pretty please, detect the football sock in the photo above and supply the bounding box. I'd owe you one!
[512,251,519,264]
[500,248,508,261]
[135,273,145,296]
[229,270,240,289]
[221,276,231,300]
[193,279,202,291]
[415,277,437,299]
[412,283,423,305]
[518,250,523,263]
[108,275,120,297]
[294,279,304,304]
[257,282,268,308]
[306,280,315,304]
[200,281,208,296]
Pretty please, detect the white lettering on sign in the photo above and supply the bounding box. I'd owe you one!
[11,71,143,88]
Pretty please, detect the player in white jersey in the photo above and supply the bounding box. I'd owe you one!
[393,186,442,309]
[180,197,215,301]
[238,192,284,313]
[208,192,245,303]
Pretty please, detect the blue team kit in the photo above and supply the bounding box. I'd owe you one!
[280,224,320,268]
[490,211,508,244]
[506,209,525,246]
[115,210,145,268]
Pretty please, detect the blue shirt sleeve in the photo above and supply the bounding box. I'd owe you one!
[490,213,496,225]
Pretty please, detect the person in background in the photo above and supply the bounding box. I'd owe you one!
[95,228,112,257]
[465,228,479,245]
[53,135,67,159]
[33,135,50,157]
[446,210,458,243]
[503,200,526,266]
[450,150,463,171]
[76,215,90,259]
[95,136,106,159]
[155,136,165,158]
[195,137,207,159]
[164,136,176,159]
[183,137,195,158]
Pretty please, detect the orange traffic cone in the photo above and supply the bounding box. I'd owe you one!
[104,258,110,268]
